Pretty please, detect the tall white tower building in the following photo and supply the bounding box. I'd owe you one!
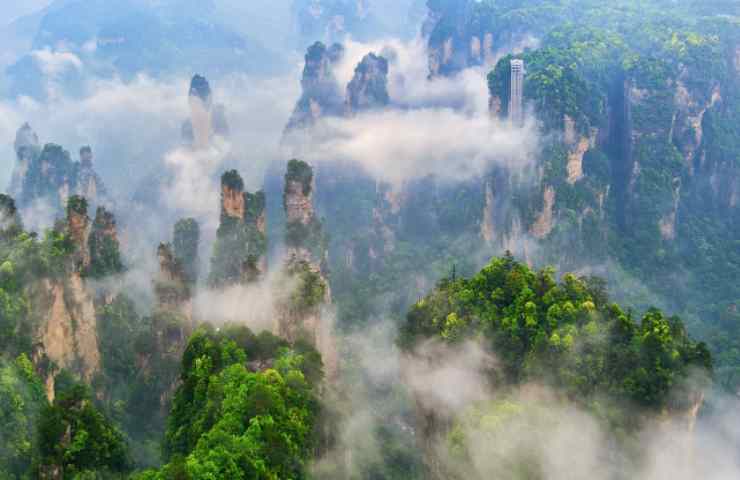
[509,59,525,126]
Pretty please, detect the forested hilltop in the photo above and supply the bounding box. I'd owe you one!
[0,0,738,478]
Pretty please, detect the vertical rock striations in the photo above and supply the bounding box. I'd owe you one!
[283,159,326,268]
[188,74,213,149]
[87,206,124,279]
[66,195,91,272]
[277,159,336,376]
[209,170,267,286]
[155,243,191,315]
[33,196,112,399]
[425,0,496,77]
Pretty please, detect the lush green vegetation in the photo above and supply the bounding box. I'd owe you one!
[474,0,740,393]
[87,207,125,278]
[141,325,323,479]
[402,255,711,410]
[0,354,46,479]
[38,380,131,479]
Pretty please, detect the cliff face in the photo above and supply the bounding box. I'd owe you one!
[75,147,108,204]
[156,218,200,320]
[346,53,390,115]
[34,273,100,401]
[87,206,124,279]
[286,42,345,130]
[10,123,40,199]
[181,74,229,149]
[12,133,109,218]
[425,0,532,77]
[155,243,192,319]
[209,170,267,286]
[30,197,111,401]
[277,159,336,376]
[283,160,324,266]
[67,203,91,278]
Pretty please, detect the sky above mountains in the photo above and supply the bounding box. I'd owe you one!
[1,0,51,25]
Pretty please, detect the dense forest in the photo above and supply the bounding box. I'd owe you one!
[0,0,738,479]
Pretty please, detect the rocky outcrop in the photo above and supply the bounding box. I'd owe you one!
[286,42,345,130]
[277,159,336,377]
[531,186,555,239]
[66,196,91,272]
[209,170,267,286]
[481,181,496,244]
[372,182,404,256]
[10,123,40,199]
[87,206,123,278]
[425,1,533,77]
[283,159,324,266]
[659,179,682,241]
[188,74,213,149]
[12,135,109,218]
[156,219,200,319]
[673,78,722,173]
[75,147,108,204]
[564,115,598,184]
[346,53,390,115]
[155,243,192,316]
[34,273,101,401]
[31,197,116,401]
[182,74,229,148]
[173,218,200,285]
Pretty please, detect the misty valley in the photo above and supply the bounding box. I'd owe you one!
[0,1,739,479]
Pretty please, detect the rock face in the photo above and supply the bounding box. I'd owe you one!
[12,133,109,218]
[346,53,390,115]
[66,196,91,272]
[424,1,498,77]
[87,206,124,278]
[173,218,200,286]
[156,219,200,319]
[155,243,192,315]
[283,159,324,265]
[286,42,345,130]
[10,123,40,199]
[75,147,108,203]
[35,273,101,401]
[277,159,336,376]
[31,196,120,401]
[209,170,267,286]
[531,186,555,239]
[564,116,598,185]
[182,74,229,148]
